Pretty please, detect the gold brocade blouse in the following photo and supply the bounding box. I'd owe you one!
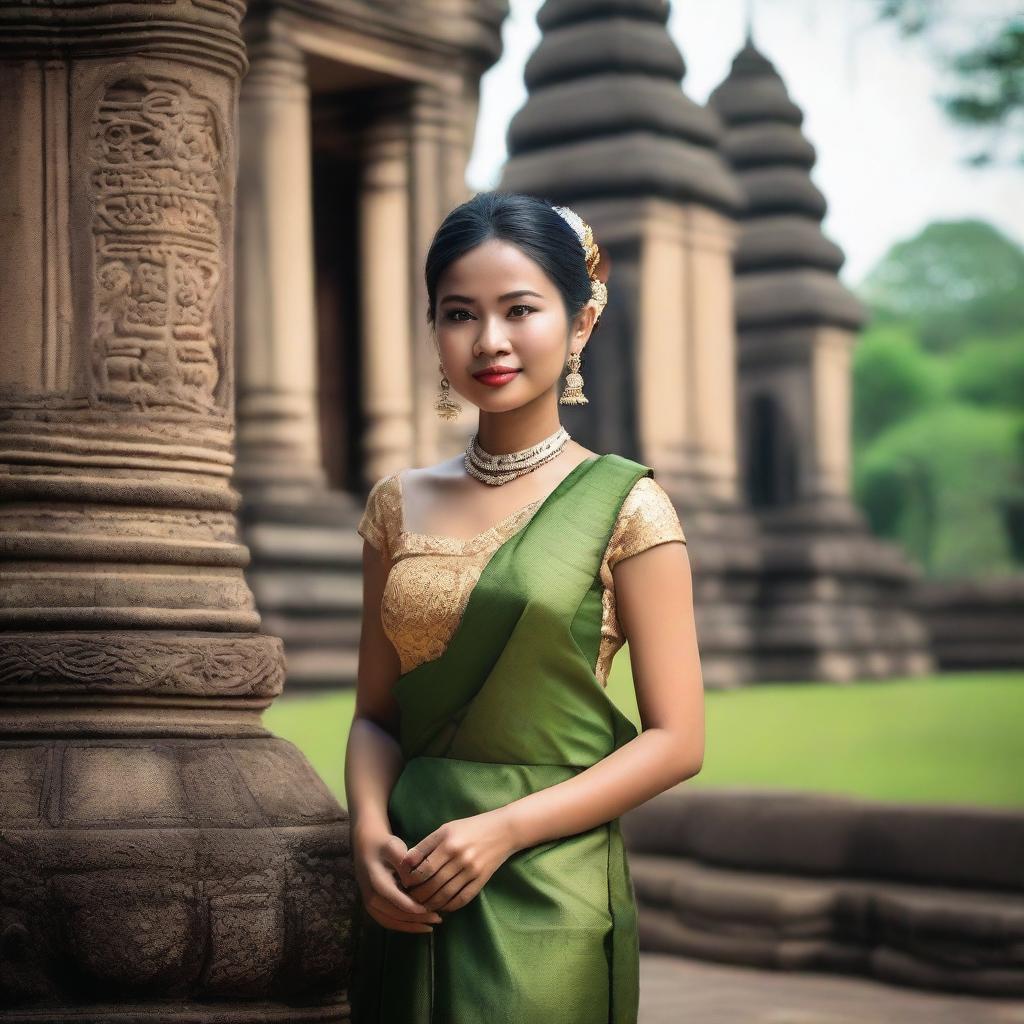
[358,470,686,687]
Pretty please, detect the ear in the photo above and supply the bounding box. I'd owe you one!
[571,301,598,344]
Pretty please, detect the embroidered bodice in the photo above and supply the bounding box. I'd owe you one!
[358,468,685,686]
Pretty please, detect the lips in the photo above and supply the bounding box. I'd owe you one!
[473,366,521,378]
[473,366,522,387]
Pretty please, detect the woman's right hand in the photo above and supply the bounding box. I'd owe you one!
[354,827,444,933]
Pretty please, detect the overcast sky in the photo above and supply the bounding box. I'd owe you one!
[466,0,1024,287]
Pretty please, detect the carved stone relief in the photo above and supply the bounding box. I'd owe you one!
[89,77,225,414]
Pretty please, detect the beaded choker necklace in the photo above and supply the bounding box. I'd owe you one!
[463,425,571,486]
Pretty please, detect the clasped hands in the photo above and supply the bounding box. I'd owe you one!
[355,807,521,934]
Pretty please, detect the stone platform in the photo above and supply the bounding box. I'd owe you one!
[639,953,1024,1023]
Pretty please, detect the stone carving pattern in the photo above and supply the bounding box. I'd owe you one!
[57,877,201,988]
[1,832,353,1004]
[0,634,284,696]
[89,77,225,414]
[204,894,283,993]
[288,846,358,987]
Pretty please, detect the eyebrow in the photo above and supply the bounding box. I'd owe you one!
[439,289,545,305]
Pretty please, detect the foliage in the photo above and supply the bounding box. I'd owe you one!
[874,1,1024,167]
[858,220,1024,350]
[948,332,1024,407]
[852,324,945,447]
[854,401,1024,576]
[852,218,1024,576]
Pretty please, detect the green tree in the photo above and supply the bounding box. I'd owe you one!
[949,332,1024,408]
[852,324,944,447]
[875,1,1024,167]
[858,220,1024,350]
[855,404,1024,576]
[853,219,1024,575]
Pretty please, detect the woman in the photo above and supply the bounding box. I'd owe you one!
[345,191,705,1023]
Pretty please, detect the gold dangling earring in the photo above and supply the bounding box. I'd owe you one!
[435,361,462,420]
[558,350,589,405]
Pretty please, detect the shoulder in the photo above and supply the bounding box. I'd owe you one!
[365,470,402,505]
[621,474,672,517]
[357,471,403,557]
[356,455,466,555]
[400,455,464,492]
[605,475,686,571]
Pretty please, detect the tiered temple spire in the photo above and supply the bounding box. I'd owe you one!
[708,35,864,330]
[500,0,760,688]
[504,0,743,213]
[705,32,932,682]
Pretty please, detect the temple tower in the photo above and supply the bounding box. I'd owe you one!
[709,34,934,680]
[0,2,355,1017]
[500,0,763,686]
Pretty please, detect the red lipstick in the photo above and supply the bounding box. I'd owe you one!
[473,365,522,388]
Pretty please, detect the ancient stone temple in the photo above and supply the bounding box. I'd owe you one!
[0,2,354,1018]
[234,0,508,688]
[494,1,934,684]
[709,33,934,680]
[499,0,765,686]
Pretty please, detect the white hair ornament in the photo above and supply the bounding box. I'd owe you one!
[552,204,608,322]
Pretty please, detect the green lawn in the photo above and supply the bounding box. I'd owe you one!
[263,662,1024,811]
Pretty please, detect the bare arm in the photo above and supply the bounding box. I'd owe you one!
[344,539,442,932]
[345,538,403,837]
[501,536,704,849]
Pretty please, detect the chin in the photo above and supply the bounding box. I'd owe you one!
[467,379,523,402]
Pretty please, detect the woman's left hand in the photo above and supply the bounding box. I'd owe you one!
[396,808,519,914]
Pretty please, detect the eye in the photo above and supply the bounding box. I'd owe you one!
[445,309,472,322]
[509,304,536,317]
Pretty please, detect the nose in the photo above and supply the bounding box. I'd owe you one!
[474,312,511,356]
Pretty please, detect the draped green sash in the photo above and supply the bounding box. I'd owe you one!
[352,454,653,1024]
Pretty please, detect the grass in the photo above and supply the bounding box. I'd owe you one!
[263,661,1024,811]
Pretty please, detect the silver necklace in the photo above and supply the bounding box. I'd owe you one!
[464,425,571,486]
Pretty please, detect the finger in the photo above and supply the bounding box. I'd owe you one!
[400,830,445,875]
[368,893,443,924]
[380,834,410,871]
[439,877,480,913]
[430,866,476,912]
[372,864,439,917]
[401,851,442,890]
[370,907,435,934]
[408,858,463,905]
[367,885,441,920]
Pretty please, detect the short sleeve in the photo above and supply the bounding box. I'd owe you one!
[357,472,401,559]
[605,476,686,572]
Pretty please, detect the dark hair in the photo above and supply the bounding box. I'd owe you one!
[424,191,595,333]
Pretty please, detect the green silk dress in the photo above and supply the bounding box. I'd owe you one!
[351,453,652,1024]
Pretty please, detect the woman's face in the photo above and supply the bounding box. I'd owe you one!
[433,238,594,412]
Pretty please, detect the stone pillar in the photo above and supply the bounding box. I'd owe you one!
[572,197,742,505]
[810,325,855,502]
[409,83,448,467]
[684,205,742,504]
[359,99,416,481]
[635,201,690,488]
[236,28,325,490]
[443,78,477,211]
[0,3,354,1019]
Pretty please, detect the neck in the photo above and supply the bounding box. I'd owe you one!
[476,402,564,456]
